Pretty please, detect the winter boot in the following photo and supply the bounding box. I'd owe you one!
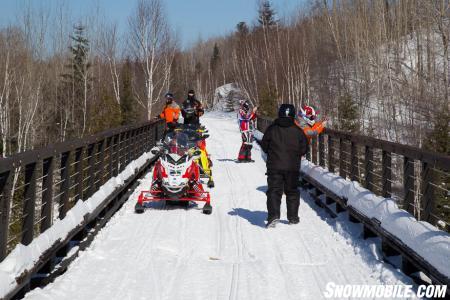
[288,218,300,225]
[266,218,279,228]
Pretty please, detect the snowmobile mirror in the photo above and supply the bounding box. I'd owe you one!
[150,147,160,155]
[202,134,210,139]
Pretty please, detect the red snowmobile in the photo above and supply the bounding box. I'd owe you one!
[135,130,212,214]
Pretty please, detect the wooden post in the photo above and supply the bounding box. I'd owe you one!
[339,138,346,178]
[59,151,71,219]
[113,135,120,177]
[403,157,415,215]
[22,162,37,245]
[86,144,96,198]
[74,147,83,202]
[421,162,435,222]
[0,170,14,260]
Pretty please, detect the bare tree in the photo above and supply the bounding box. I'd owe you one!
[128,0,175,120]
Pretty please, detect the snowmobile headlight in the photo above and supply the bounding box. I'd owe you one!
[169,169,182,176]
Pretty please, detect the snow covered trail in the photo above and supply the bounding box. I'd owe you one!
[24,112,417,300]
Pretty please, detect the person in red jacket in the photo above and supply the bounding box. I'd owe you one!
[237,100,258,162]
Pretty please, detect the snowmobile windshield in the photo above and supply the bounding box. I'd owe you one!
[163,132,190,156]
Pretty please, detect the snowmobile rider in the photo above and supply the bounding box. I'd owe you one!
[181,89,204,125]
[260,104,308,228]
[160,92,181,133]
[296,105,327,143]
[237,100,258,162]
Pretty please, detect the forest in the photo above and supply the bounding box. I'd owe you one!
[0,0,449,158]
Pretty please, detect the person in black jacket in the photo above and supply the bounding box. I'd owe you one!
[181,89,204,125]
[260,104,308,228]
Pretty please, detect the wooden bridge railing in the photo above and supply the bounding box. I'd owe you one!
[257,116,450,230]
[0,119,165,262]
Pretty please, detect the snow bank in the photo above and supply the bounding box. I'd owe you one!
[0,152,155,298]
[301,160,450,278]
[213,83,244,112]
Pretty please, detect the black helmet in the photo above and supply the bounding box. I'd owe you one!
[165,92,174,99]
[278,104,296,118]
[188,89,195,96]
[241,101,250,112]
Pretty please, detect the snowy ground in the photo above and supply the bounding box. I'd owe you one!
[23,112,417,300]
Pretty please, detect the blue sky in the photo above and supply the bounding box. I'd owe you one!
[0,0,306,47]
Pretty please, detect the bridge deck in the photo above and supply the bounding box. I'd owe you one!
[24,112,414,300]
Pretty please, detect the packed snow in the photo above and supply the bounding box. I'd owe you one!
[18,112,419,300]
[0,152,156,298]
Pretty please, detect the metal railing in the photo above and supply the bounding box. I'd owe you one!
[257,116,450,230]
[0,119,165,262]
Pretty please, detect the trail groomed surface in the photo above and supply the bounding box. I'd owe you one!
[24,112,414,300]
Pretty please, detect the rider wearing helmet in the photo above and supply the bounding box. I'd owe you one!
[181,89,204,125]
[297,104,326,143]
[160,92,181,127]
[237,100,258,162]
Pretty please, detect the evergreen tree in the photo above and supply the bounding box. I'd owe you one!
[423,106,450,227]
[338,93,359,133]
[120,59,135,125]
[90,90,122,132]
[424,107,450,155]
[236,22,249,37]
[62,25,90,93]
[258,0,277,27]
[61,24,91,138]
[259,87,278,118]
[210,43,220,73]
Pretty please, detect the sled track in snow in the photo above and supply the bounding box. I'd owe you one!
[21,112,422,300]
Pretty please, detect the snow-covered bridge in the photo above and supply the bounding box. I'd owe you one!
[0,113,449,300]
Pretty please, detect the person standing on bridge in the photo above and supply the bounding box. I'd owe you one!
[182,89,204,126]
[237,100,258,162]
[159,92,181,134]
[260,104,308,228]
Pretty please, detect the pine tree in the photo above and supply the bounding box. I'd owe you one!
[259,87,278,118]
[62,25,90,93]
[90,90,122,133]
[210,43,220,73]
[425,107,450,155]
[120,59,135,125]
[338,93,359,133]
[61,24,91,138]
[236,22,249,37]
[258,0,277,28]
[424,106,450,227]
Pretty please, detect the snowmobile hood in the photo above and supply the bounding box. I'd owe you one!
[274,117,295,128]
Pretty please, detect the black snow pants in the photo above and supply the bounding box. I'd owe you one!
[238,131,253,161]
[266,170,300,223]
